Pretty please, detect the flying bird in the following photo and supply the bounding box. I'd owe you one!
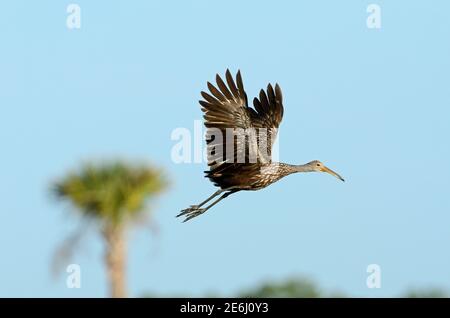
[177,70,344,222]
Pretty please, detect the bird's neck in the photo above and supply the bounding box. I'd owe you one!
[286,163,314,173]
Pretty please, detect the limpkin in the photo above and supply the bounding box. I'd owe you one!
[177,70,344,222]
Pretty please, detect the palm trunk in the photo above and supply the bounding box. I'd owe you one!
[103,223,127,298]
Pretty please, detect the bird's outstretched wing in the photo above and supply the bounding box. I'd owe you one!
[250,82,284,161]
[199,70,284,188]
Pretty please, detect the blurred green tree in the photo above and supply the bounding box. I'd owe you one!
[403,288,448,298]
[238,277,324,298]
[141,276,450,298]
[52,160,167,298]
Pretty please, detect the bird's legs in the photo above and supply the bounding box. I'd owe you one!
[177,189,239,222]
[179,189,223,212]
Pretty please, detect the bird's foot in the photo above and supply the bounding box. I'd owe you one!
[176,206,206,222]
[176,205,199,217]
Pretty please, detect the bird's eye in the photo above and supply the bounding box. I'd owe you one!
[316,163,321,167]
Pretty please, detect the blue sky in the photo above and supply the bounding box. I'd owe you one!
[1,0,450,297]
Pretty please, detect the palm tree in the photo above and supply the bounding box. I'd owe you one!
[52,160,168,298]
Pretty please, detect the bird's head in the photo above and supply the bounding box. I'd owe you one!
[307,160,345,182]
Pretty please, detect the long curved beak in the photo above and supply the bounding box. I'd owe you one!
[321,166,345,182]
